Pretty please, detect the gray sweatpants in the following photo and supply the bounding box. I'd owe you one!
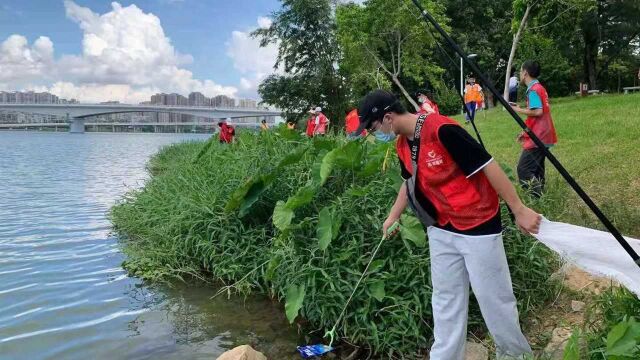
[427,226,532,360]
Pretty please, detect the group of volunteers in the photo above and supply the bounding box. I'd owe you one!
[304,106,330,137]
[347,59,556,360]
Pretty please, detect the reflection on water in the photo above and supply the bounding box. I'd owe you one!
[0,132,300,360]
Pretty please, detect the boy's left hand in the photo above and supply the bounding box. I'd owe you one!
[514,206,542,235]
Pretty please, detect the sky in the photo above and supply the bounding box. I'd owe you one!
[0,0,283,103]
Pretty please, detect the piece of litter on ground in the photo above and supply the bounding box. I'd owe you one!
[297,344,334,358]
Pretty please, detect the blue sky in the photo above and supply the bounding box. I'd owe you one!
[0,0,282,102]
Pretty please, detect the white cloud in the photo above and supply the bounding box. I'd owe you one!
[0,35,54,84]
[0,1,237,103]
[225,17,280,98]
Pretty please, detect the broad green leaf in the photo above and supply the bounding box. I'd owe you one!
[277,146,308,169]
[562,330,580,360]
[607,317,640,356]
[369,281,385,302]
[319,148,339,185]
[334,141,363,169]
[400,214,426,248]
[284,284,305,324]
[285,184,317,209]
[317,207,334,250]
[238,174,276,217]
[311,149,328,184]
[273,201,294,231]
[225,176,264,213]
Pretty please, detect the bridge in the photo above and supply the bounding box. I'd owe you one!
[0,104,282,133]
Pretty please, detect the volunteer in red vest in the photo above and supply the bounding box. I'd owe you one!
[345,108,366,138]
[415,88,439,115]
[312,106,329,136]
[218,120,235,144]
[353,89,541,360]
[305,108,316,137]
[511,60,558,198]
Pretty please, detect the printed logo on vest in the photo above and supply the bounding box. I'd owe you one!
[425,150,443,167]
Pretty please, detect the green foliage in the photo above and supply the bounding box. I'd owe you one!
[606,317,640,358]
[285,284,306,324]
[336,0,448,105]
[253,0,348,125]
[111,127,558,356]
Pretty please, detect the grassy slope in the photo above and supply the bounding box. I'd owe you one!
[454,93,640,236]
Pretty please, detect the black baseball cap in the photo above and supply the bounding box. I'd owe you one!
[355,89,400,134]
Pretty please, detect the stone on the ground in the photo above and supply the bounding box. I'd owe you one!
[216,345,267,360]
[571,300,586,312]
[465,341,488,360]
[544,327,573,360]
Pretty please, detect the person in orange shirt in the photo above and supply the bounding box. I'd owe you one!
[464,76,484,123]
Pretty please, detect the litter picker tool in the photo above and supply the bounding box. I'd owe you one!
[296,221,401,358]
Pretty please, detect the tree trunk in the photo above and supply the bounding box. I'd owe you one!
[392,75,419,111]
[503,5,532,101]
[581,8,599,90]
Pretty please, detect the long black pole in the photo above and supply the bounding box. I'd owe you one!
[410,0,640,266]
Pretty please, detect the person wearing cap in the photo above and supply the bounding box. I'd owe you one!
[354,89,540,360]
[464,76,483,123]
[313,106,329,136]
[416,89,439,115]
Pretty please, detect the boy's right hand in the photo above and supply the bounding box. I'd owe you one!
[382,216,400,238]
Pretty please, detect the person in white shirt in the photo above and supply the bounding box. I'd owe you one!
[509,69,518,103]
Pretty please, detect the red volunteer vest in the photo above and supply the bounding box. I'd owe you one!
[523,82,558,150]
[396,114,499,230]
[306,117,315,137]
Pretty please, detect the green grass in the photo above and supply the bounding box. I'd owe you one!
[455,93,640,237]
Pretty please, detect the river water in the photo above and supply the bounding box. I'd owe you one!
[0,132,300,360]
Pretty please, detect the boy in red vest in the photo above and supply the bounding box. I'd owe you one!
[511,60,558,198]
[354,89,541,360]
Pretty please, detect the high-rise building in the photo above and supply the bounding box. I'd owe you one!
[238,98,257,109]
[212,95,235,108]
[188,92,209,106]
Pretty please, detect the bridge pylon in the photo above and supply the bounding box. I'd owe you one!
[69,117,85,133]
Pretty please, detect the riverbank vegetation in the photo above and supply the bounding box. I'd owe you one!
[111,94,640,357]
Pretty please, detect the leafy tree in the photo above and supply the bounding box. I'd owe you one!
[253,0,348,125]
[336,0,449,110]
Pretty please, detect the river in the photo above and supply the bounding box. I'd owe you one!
[0,131,300,360]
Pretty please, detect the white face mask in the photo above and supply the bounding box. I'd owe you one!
[418,96,426,104]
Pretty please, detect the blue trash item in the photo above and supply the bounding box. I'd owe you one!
[297,344,334,358]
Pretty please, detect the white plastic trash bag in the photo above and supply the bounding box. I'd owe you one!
[534,217,640,297]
